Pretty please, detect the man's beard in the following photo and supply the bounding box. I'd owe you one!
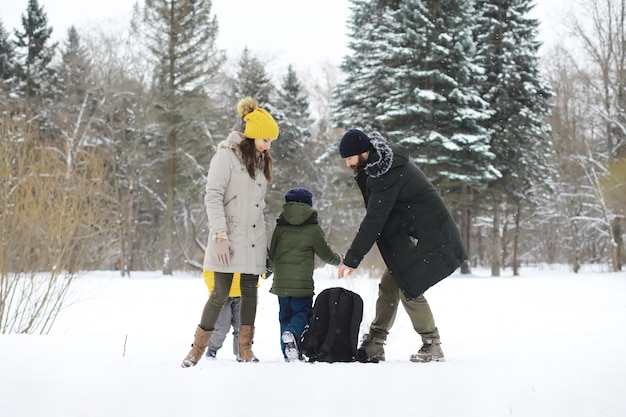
[349,154,368,175]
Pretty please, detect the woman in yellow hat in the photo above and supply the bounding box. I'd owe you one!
[182,97,279,366]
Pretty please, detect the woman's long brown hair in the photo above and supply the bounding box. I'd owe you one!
[239,139,273,182]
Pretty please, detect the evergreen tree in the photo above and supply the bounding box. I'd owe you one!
[0,21,16,103]
[475,0,554,203]
[12,0,58,110]
[216,47,276,135]
[265,64,316,221]
[333,0,400,132]
[133,0,225,274]
[274,64,310,165]
[334,0,496,189]
[377,0,497,190]
[58,26,94,109]
[52,26,98,180]
[278,65,311,133]
[228,47,278,141]
[234,47,274,104]
[474,0,554,275]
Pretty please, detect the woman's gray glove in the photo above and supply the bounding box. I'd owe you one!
[214,234,231,266]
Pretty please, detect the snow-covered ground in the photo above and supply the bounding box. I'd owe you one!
[1,265,625,417]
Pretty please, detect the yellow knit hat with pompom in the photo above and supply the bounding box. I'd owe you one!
[237,97,279,140]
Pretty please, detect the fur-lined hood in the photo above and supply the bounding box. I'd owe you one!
[216,131,245,158]
[364,131,394,178]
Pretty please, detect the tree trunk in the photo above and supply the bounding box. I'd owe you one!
[460,184,472,274]
[611,216,624,272]
[501,206,509,269]
[573,223,580,273]
[163,127,176,276]
[513,203,521,276]
[491,199,501,277]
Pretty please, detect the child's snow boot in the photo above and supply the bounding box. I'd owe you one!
[282,331,300,362]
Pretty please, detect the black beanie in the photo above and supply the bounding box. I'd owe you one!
[285,187,313,206]
[339,129,372,158]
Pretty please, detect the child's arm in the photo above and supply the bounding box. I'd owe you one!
[312,225,342,266]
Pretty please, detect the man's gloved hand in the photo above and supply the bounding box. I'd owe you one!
[214,233,230,266]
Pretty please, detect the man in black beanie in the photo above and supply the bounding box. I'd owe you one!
[337,128,467,363]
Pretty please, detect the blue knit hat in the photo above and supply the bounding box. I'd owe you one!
[285,187,313,206]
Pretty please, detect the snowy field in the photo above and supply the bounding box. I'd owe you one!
[1,264,625,417]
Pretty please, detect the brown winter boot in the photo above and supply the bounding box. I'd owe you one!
[237,325,259,362]
[410,337,445,362]
[181,325,212,368]
[356,333,386,362]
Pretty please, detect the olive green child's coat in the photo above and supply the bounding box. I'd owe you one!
[268,202,341,298]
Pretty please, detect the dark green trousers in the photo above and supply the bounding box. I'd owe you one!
[369,269,440,341]
[200,272,258,330]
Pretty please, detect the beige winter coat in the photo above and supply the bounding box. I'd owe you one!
[202,131,269,275]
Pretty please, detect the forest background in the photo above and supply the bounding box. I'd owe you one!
[1,0,625,334]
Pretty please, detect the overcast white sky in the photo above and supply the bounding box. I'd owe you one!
[1,0,570,74]
[1,0,352,75]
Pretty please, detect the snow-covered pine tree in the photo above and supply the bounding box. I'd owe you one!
[55,26,98,163]
[0,22,16,108]
[234,47,274,106]
[58,27,93,111]
[335,0,497,189]
[278,64,311,140]
[12,0,59,119]
[272,64,310,155]
[333,0,399,132]
[49,25,101,189]
[375,0,497,191]
[275,64,311,171]
[474,0,554,275]
[260,64,313,219]
[474,0,554,203]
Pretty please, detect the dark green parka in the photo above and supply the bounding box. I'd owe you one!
[343,132,468,300]
[269,202,341,297]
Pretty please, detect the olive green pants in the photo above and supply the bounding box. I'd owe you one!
[200,272,258,330]
[369,269,440,341]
